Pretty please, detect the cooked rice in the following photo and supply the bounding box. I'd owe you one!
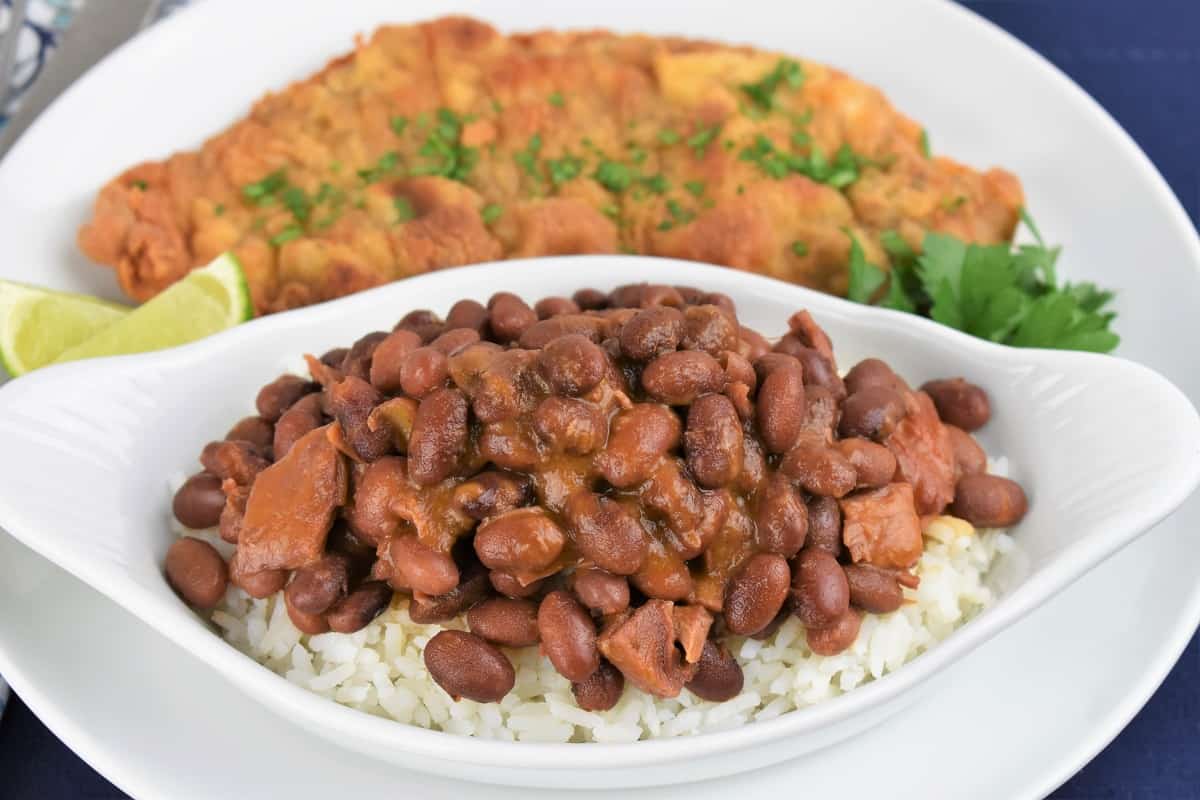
[178,503,1012,743]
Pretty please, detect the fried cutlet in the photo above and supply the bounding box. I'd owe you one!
[78,16,1023,314]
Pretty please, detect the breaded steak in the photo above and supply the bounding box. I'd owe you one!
[78,16,1023,314]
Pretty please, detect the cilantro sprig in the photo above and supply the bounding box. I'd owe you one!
[846,210,1119,352]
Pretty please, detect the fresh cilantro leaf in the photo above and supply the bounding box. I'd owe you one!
[514,134,543,180]
[791,240,809,257]
[847,235,887,304]
[640,174,669,195]
[548,91,565,107]
[481,203,502,223]
[658,129,681,145]
[390,115,408,135]
[919,129,931,159]
[547,154,584,186]
[686,125,720,158]
[683,180,706,198]
[270,225,303,246]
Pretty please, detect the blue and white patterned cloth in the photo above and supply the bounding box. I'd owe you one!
[0,0,80,131]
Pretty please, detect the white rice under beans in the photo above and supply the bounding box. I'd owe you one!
[179,491,1013,743]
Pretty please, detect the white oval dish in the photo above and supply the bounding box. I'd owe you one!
[0,257,1196,788]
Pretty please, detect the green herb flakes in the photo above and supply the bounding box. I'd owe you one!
[740,59,804,110]
[791,240,809,257]
[594,160,634,192]
[390,115,409,136]
[481,203,503,224]
[684,180,706,198]
[548,91,565,107]
[270,225,303,246]
[393,196,415,223]
[658,129,681,145]
[686,124,720,158]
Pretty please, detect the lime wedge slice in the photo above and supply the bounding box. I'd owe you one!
[0,281,131,376]
[53,253,253,365]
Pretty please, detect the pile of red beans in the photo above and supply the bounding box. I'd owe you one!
[166,283,1028,709]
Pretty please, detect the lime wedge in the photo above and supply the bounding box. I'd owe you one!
[53,253,254,365]
[0,282,131,376]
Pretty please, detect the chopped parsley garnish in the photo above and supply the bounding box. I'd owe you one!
[481,203,503,223]
[315,215,338,231]
[845,211,1119,352]
[627,143,648,165]
[281,186,311,222]
[415,111,431,128]
[919,129,931,158]
[684,180,706,198]
[242,169,287,201]
[213,204,225,216]
[640,174,669,195]
[740,59,804,110]
[665,199,695,224]
[739,135,865,189]
[357,151,400,184]
[791,131,811,148]
[314,183,333,205]
[131,180,148,191]
[686,124,720,158]
[548,91,565,107]
[393,196,415,223]
[391,115,409,135]
[547,154,584,186]
[658,129,681,145]
[594,160,634,192]
[791,240,809,257]
[270,225,303,246]
[657,220,674,231]
[514,134,543,180]
[601,204,620,220]
[408,108,478,182]
[329,161,342,173]
[491,99,504,113]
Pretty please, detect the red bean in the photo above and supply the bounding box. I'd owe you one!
[172,472,227,529]
[407,388,468,485]
[474,508,567,573]
[326,581,393,633]
[922,378,991,431]
[538,590,600,682]
[452,471,532,520]
[273,393,324,460]
[487,292,537,343]
[805,495,843,558]
[723,553,790,636]
[950,474,1028,527]
[572,661,625,711]
[430,327,480,357]
[619,306,684,361]
[467,597,540,647]
[947,425,988,479]
[286,553,352,614]
[537,334,607,396]
[534,296,581,319]
[684,393,744,488]
[229,552,287,599]
[165,537,228,609]
[256,375,317,422]
[790,549,850,629]
[489,570,545,599]
[399,347,450,398]
[564,491,648,575]
[386,536,460,596]
[839,387,907,441]
[755,358,805,454]
[225,416,274,451]
[445,299,489,335]
[640,351,725,405]
[594,403,681,489]
[572,568,630,615]
[844,358,906,395]
[806,609,862,656]
[779,439,858,498]
[754,473,808,557]
[425,630,515,702]
[533,396,608,455]
[572,288,609,310]
[407,565,491,624]
[394,309,445,343]
[837,437,898,489]
[285,589,330,635]
[844,564,904,613]
[685,640,744,702]
[681,305,737,355]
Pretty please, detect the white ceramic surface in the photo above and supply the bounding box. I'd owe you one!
[0,256,1197,789]
[2,0,1200,794]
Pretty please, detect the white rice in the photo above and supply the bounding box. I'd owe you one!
[180,502,1013,743]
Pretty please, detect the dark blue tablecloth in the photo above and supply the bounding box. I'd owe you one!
[1,1,1197,797]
